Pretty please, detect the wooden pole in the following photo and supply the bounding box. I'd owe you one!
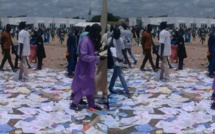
[100,0,107,35]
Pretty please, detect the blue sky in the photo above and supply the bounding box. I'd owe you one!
[0,0,102,18]
[108,0,215,18]
[0,0,214,18]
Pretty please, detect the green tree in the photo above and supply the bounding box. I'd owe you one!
[107,12,120,21]
[90,12,121,22]
[73,16,80,19]
[91,15,101,22]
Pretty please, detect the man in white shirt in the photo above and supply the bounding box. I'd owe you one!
[18,22,30,81]
[158,22,171,81]
[108,27,130,98]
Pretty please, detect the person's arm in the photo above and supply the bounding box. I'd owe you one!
[10,39,14,47]
[159,33,165,60]
[11,37,16,54]
[79,39,99,63]
[151,35,155,48]
[160,43,164,60]
[208,35,212,52]
[1,33,4,54]
[19,43,23,60]
[66,34,71,56]
[141,35,146,54]
[18,33,24,60]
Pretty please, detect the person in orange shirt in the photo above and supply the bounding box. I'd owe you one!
[0,24,16,72]
[140,24,158,72]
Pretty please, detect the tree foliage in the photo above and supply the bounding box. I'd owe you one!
[90,12,120,22]
[73,16,80,19]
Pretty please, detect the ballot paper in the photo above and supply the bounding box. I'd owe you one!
[0,65,213,133]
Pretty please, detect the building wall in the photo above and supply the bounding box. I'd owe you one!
[129,17,215,28]
[1,17,86,28]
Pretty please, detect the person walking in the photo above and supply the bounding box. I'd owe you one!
[158,22,171,81]
[124,26,137,65]
[35,29,46,70]
[66,29,77,78]
[0,24,16,72]
[18,22,30,81]
[119,23,132,68]
[70,24,104,111]
[108,27,130,98]
[140,24,158,72]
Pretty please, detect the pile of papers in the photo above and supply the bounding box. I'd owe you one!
[107,68,215,133]
[0,66,215,133]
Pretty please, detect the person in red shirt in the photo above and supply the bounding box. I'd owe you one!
[0,24,16,72]
[140,24,158,72]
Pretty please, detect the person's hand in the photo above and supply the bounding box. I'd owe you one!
[100,56,106,60]
[115,57,123,62]
[104,45,108,50]
[95,51,99,55]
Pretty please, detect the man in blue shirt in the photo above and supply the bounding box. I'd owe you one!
[76,25,90,55]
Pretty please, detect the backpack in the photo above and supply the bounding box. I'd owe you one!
[108,38,114,69]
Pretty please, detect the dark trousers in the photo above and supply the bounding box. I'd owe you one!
[37,57,43,70]
[140,49,155,70]
[67,54,77,75]
[14,52,31,69]
[14,53,19,68]
[208,57,215,75]
[73,91,95,108]
[155,54,172,68]
[155,54,160,68]
[0,49,14,70]
[178,57,184,70]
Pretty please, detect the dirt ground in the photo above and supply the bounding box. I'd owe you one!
[10,35,209,72]
[134,36,209,70]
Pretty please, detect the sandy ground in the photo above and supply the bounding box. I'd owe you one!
[9,35,209,72]
[133,37,209,70]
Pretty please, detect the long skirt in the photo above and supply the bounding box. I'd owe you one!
[170,45,178,62]
[95,59,107,97]
[29,45,37,61]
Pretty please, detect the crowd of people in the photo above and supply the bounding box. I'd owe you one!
[0,22,47,81]
[1,20,215,111]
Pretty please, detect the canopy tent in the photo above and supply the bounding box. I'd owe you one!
[74,22,100,28]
